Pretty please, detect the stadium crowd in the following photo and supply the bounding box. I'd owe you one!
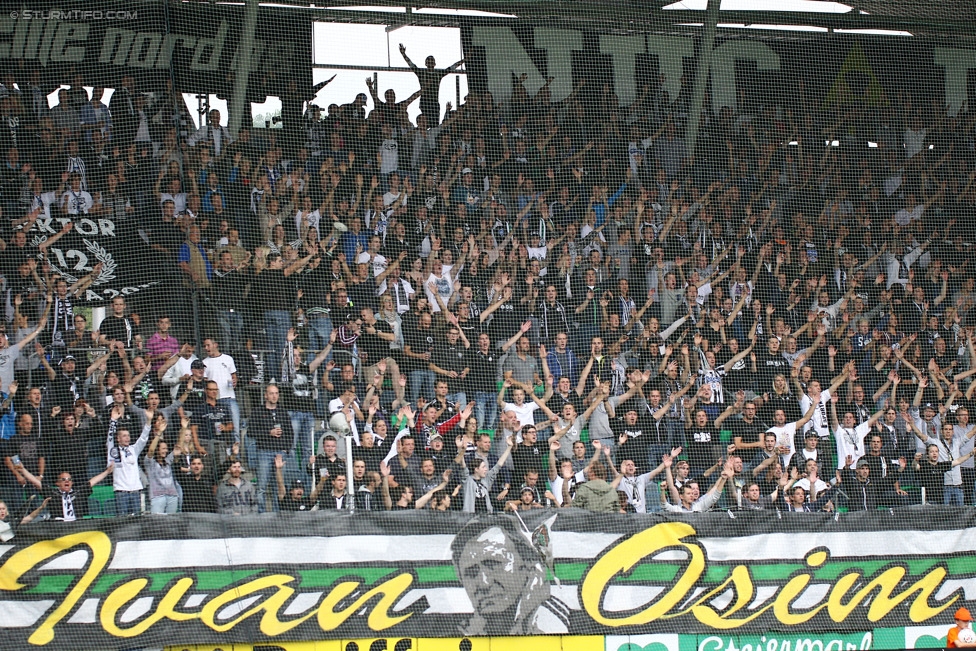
[2,53,976,522]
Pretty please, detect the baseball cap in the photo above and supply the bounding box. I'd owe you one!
[429,433,443,442]
[290,479,305,491]
[461,167,473,175]
[59,355,76,365]
[956,607,973,622]
[191,359,206,370]
[923,402,936,411]
[804,430,820,438]
[855,458,869,469]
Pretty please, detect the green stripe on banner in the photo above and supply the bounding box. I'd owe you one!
[25,574,76,595]
[193,569,263,590]
[299,568,396,587]
[414,566,459,583]
[25,557,976,596]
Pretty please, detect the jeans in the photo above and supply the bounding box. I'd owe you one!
[116,490,142,516]
[944,485,965,506]
[218,398,241,444]
[264,309,292,381]
[446,391,468,411]
[474,391,498,430]
[217,310,244,352]
[257,448,289,513]
[307,316,334,359]
[151,494,179,514]
[408,369,436,404]
[289,410,316,475]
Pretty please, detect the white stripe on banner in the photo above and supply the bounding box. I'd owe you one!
[90,527,974,570]
[698,527,976,562]
[0,601,56,628]
[107,532,624,570]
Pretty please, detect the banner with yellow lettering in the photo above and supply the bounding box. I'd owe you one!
[0,509,972,649]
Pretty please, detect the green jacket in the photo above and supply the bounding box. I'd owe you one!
[573,478,619,513]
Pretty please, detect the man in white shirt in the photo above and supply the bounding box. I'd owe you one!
[766,403,817,469]
[799,364,852,440]
[833,408,884,472]
[384,265,415,314]
[107,405,151,515]
[187,109,234,156]
[202,337,240,444]
[60,174,93,215]
[615,451,673,513]
[496,380,540,430]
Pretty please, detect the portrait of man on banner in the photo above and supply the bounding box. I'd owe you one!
[451,516,570,636]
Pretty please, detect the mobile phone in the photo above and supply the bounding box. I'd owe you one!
[11,454,20,467]
[320,467,328,478]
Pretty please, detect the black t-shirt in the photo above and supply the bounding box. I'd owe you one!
[914,460,953,504]
[512,442,545,483]
[100,315,133,347]
[488,301,519,341]
[755,350,789,390]
[432,343,469,392]
[3,433,43,474]
[47,372,83,412]
[687,426,720,468]
[613,417,656,469]
[280,494,315,511]
[348,278,379,312]
[191,401,232,441]
[280,363,317,413]
[177,474,217,512]
[403,324,435,372]
[250,268,294,314]
[467,349,499,393]
[359,321,394,367]
[731,418,765,447]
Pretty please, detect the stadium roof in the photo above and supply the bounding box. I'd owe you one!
[263,0,976,39]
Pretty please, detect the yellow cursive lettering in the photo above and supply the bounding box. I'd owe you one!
[316,573,414,631]
[0,532,112,645]
[826,565,954,623]
[100,577,196,637]
[581,522,705,626]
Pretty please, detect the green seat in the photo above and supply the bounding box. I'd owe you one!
[580,429,589,443]
[88,485,116,517]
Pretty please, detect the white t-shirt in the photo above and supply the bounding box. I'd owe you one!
[550,470,586,506]
[618,472,657,513]
[61,190,94,214]
[504,401,540,429]
[767,422,798,469]
[295,209,322,238]
[204,354,238,400]
[800,389,832,439]
[695,282,713,306]
[834,422,871,469]
[425,272,454,312]
[793,476,831,496]
[358,251,388,279]
[328,397,361,444]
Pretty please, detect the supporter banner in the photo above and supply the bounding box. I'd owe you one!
[1,509,974,649]
[27,215,159,302]
[459,23,976,117]
[0,1,312,99]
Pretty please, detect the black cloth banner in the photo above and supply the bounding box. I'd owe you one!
[458,22,974,118]
[1,1,312,100]
[0,507,974,649]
